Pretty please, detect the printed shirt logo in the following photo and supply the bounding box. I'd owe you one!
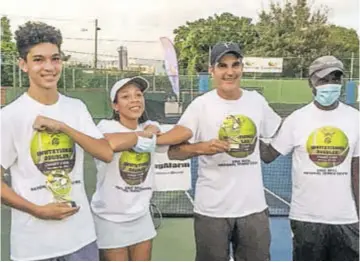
[306,126,349,168]
[218,114,257,158]
[30,131,76,202]
[119,150,151,185]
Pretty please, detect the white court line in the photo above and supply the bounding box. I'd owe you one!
[264,187,291,206]
[185,191,194,205]
[263,188,294,237]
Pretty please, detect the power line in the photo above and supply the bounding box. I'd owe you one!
[0,14,94,22]
[63,50,163,61]
[64,50,116,58]
[63,37,159,43]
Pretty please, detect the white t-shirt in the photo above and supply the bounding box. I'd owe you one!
[91,120,158,222]
[0,93,103,261]
[271,102,359,224]
[178,89,281,217]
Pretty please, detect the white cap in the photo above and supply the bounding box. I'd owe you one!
[110,76,149,102]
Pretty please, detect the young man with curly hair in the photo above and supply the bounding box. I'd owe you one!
[1,21,113,261]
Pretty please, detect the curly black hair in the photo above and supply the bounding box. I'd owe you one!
[14,21,63,60]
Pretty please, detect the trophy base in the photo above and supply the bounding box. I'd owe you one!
[69,201,77,208]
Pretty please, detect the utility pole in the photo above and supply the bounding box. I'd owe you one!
[94,19,101,69]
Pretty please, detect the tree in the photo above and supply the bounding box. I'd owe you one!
[173,13,259,74]
[326,25,359,78]
[255,0,330,77]
[1,16,17,86]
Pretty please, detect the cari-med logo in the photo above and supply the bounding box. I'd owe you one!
[218,114,257,158]
[306,126,349,168]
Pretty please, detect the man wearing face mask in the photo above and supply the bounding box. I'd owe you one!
[261,55,359,261]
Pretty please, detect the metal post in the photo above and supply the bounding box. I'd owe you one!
[94,19,100,69]
[208,45,211,66]
[13,55,16,88]
[350,52,354,81]
[72,68,75,89]
[152,74,156,92]
[18,66,22,88]
[190,75,194,101]
[106,72,109,91]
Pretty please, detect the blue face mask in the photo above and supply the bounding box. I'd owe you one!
[314,84,341,106]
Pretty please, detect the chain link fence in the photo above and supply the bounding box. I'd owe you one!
[1,52,358,117]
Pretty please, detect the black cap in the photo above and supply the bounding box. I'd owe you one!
[210,42,243,66]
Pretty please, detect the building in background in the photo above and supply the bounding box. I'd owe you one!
[128,58,165,74]
[117,46,128,70]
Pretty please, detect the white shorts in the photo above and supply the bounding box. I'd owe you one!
[93,212,157,249]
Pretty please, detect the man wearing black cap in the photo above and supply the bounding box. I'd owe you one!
[157,42,281,260]
[261,55,359,261]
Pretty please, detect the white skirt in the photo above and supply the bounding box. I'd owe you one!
[93,212,157,249]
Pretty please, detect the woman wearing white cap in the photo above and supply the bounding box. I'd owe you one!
[90,76,162,261]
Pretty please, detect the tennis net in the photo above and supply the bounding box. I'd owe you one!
[151,153,292,217]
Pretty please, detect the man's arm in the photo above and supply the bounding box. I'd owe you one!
[260,112,296,164]
[351,157,359,217]
[60,124,113,163]
[168,141,201,160]
[168,139,229,160]
[33,116,113,163]
[157,125,193,146]
[1,167,38,215]
[260,140,281,163]
[1,167,79,220]
[259,118,282,164]
[258,95,283,164]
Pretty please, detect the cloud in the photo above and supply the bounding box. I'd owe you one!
[2,0,358,60]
